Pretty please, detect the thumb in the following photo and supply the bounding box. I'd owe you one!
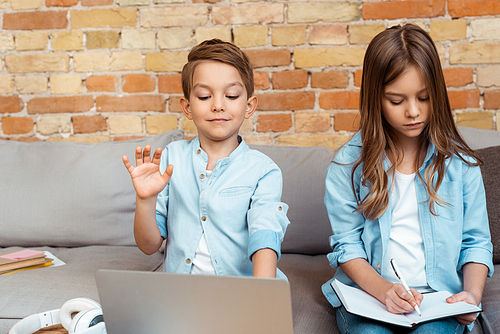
[446,292,465,304]
[162,164,174,181]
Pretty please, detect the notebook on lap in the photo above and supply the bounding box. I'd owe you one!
[95,269,294,334]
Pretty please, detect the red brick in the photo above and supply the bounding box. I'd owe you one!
[123,74,156,93]
[3,11,68,30]
[113,135,144,141]
[256,114,292,132]
[2,117,34,134]
[86,75,118,92]
[363,0,445,20]
[354,70,363,87]
[319,92,360,110]
[73,115,107,134]
[449,0,500,18]
[311,70,349,89]
[272,70,308,90]
[484,90,500,109]
[82,0,113,5]
[11,137,41,143]
[0,96,24,114]
[334,113,361,131]
[27,96,94,114]
[244,49,291,68]
[443,68,473,87]
[168,96,183,113]
[448,90,480,109]
[96,95,165,112]
[158,74,183,94]
[257,92,315,111]
[254,72,270,90]
[46,0,79,6]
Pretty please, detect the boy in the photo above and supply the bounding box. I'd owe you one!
[122,39,290,278]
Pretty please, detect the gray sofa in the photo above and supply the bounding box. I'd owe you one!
[1,126,499,334]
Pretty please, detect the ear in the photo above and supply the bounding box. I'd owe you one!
[245,95,257,119]
[180,97,192,120]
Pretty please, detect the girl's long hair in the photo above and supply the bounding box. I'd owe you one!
[355,24,482,220]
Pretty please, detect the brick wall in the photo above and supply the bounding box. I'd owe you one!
[0,0,499,149]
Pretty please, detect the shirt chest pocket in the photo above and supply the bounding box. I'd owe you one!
[218,185,254,197]
[434,181,462,221]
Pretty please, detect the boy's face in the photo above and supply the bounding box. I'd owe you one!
[181,61,257,148]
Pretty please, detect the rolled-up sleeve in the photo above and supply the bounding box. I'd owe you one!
[459,163,494,277]
[247,162,290,261]
[324,159,367,268]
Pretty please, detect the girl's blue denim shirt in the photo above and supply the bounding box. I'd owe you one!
[156,136,290,278]
[322,132,494,312]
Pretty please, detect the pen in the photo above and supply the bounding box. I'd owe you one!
[390,258,421,316]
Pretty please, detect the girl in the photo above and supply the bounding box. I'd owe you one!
[322,24,493,333]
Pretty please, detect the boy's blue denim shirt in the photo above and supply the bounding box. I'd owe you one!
[156,136,290,278]
[322,131,494,311]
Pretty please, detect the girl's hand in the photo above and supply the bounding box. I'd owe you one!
[122,146,173,199]
[385,283,423,314]
[447,291,480,326]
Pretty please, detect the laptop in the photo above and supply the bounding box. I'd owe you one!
[95,269,294,334]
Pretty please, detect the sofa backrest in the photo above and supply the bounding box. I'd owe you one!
[251,144,337,255]
[459,126,500,264]
[476,145,500,264]
[0,130,183,248]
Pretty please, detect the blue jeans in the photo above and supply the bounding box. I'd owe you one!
[336,306,466,334]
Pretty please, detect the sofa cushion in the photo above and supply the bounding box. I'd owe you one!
[477,145,500,264]
[459,126,500,150]
[0,130,183,248]
[278,254,338,333]
[251,145,336,255]
[480,263,500,334]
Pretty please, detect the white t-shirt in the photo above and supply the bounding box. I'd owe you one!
[190,170,216,275]
[381,171,430,292]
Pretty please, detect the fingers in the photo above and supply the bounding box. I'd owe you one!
[386,284,418,314]
[410,288,423,307]
[447,291,479,306]
[134,145,162,166]
[151,147,163,165]
[455,313,477,326]
[124,145,164,177]
[142,145,153,164]
[122,155,134,174]
[135,146,144,166]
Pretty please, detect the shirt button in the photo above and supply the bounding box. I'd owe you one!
[200,174,205,179]
[278,206,282,211]
[377,263,381,270]
[196,149,201,154]
[186,258,191,264]
[201,216,206,221]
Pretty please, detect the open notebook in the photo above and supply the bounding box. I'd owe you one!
[331,279,481,327]
[96,269,294,334]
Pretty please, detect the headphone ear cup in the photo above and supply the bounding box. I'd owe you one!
[60,298,102,331]
[68,308,103,334]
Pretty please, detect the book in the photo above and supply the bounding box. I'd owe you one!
[331,279,481,327]
[0,259,53,275]
[0,249,47,272]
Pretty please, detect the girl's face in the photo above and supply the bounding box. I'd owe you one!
[381,66,431,144]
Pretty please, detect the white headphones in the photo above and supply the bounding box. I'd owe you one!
[10,298,106,334]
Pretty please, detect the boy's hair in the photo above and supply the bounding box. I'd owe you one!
[181,39,254,100]
[355,24,481,220]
